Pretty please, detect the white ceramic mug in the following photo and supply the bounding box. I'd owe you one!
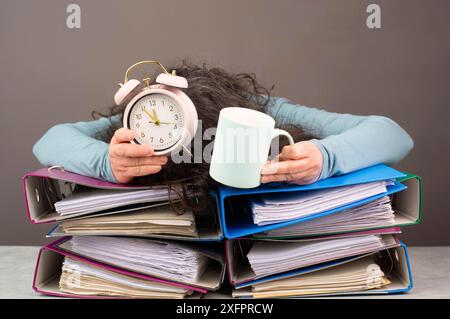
[209,107,294,188]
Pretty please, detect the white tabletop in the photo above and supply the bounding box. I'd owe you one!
[1,246,449,299]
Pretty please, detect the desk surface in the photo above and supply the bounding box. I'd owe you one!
[1,246,449,299]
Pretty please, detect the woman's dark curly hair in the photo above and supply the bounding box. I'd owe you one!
[93,60,311,221]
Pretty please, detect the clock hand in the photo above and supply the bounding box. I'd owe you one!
[143,108,157,122]
[144,108,175,125]
[155,121,176,125]
[148,120,176,125]
[152,109,161,126]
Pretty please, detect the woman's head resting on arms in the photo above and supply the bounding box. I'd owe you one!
[94,60,312,214]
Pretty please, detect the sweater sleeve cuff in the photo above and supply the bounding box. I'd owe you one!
[102,149,118,183]
[309,139,330,181]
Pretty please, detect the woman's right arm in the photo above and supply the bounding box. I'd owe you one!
[33,117,117,182]
[33,116,167,183]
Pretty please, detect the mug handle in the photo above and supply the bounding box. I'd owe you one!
[271,128,295,146]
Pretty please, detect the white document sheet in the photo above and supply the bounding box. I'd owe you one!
[246,235,384,277]
[59,205,198,237]
[65,236,209,284]
[233,257,389,298]
[62,257,188,293]
[59,257,191,298]
[251,180,392,226]
[263,196,394,237]
[55,187,180,215]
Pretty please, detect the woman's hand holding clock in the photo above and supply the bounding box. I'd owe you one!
[112,61,198,183]
[109,128,168,183]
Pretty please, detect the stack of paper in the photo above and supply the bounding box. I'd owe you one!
[55,187,180,216]
[234,257,390,298]
[66,236,209,283]
[59,257,193,299]
[247,235,384,277]
[59,205,197,237]
[262,196,394,237]
[251,181,391,226]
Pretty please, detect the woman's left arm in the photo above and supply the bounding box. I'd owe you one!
[262,97,414,184]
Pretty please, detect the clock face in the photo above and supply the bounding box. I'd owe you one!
[128,93,185,151]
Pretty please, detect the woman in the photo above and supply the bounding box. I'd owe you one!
[33,61,414,195]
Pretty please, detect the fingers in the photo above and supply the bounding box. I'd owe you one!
[112,165,163,183]
[110,154,168,183]
[260,166,316,184]
[115,156,168,167]
[110,143,154,158]
[278,143,310,161]
[109,128,168,183]
[261,158,312,175]
[123,165,163,177]
[111,128,135,144]
[260,141,323,185]
[110,128,154,158]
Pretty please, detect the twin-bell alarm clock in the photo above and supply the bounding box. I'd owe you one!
[114,60,198,155]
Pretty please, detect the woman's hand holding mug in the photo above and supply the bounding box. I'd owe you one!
[109,128,168,183]
[209,107,295,189]
[261,141,324,185]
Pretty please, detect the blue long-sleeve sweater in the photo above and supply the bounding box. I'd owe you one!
[33,97,414,183]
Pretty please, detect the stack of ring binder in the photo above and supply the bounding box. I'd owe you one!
[23,167,225,298]
[23,164,421,298]
[214,164,421,298]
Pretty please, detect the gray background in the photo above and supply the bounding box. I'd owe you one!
[0,0,449,245]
